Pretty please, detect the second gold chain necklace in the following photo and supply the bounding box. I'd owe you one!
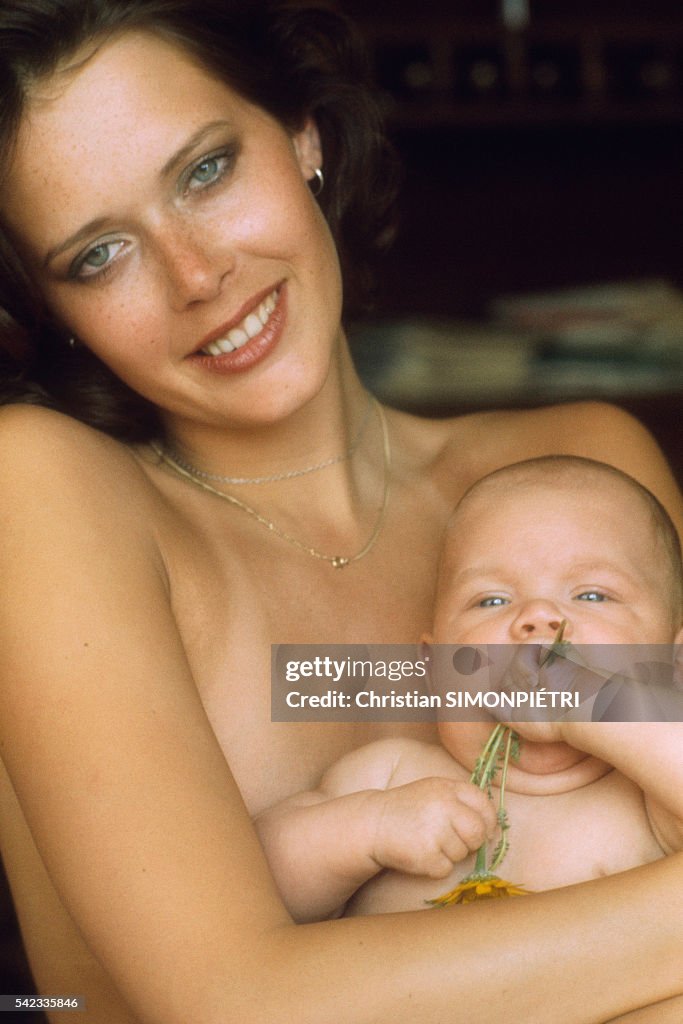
[151,398,391,569]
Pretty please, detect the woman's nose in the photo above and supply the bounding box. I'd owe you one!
[156,223,231,308]
[510,600,571,641]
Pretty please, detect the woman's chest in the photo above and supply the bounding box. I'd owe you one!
[156,505,442,812]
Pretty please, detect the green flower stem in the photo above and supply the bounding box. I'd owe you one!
[465,620,569,878]
[471,723,507,790]
[473,844,488,875]
[469,722,517,875]
[489,728,514,871]
[538,618,568,667]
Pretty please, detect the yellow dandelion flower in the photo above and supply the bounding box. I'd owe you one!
[427,873,531,907]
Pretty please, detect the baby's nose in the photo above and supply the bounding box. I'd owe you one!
[511,600,569,640]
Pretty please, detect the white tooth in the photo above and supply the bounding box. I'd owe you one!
[206,342,223,356]
[228,327,249,347]
[258,302,268,323]
[244,313,263,339]
[264,293,276,313]
[216,337,235,353]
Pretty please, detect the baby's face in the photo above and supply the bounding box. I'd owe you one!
[432,480,678,648]
[431,477,681,792]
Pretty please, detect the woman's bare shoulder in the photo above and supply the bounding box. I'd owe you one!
[383,399,626,475]
[0,403,156,518]
[427,399,653,459]
[0,402,137,470]
[386,399,682,527]
[0,403,168,588]
[470,400,682,515]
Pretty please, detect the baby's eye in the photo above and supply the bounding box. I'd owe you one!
[478,596,510,608]
[575,590,608,603]
[72,240,126,280]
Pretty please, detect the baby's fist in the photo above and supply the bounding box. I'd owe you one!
[371,777,496,879]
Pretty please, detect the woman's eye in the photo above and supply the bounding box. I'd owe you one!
[84,244,112,268]
[575,591,608,603]
[191,157,222,185]
[478,596,509,608]
[72,240,125,280]
[184,149,235,194]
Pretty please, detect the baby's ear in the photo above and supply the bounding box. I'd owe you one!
[673,627,683,689]
[418,632,434,661]
[418,633,436,694]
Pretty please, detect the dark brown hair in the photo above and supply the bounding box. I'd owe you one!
[0,0,399,440]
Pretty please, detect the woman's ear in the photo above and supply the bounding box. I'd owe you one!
[293,118,323,181]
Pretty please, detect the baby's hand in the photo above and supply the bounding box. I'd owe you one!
[495,643,603,741]
[370,778,496,879]
[503,719,564,743]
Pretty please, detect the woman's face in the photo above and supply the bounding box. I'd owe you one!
[2,30,344,434]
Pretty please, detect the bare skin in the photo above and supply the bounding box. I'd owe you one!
[1,28,683,1024]
[255,474,683,923]
[2,399,683,1024]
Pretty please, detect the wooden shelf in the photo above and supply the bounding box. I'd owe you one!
[348,10,683,127]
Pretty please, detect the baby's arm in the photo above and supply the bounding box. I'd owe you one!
[254,738,496,921]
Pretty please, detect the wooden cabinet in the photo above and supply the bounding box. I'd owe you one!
[344,0,683,129]
[341,3,683,478]
[337,2,683,320]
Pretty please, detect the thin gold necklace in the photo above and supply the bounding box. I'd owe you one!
[150,399,391,569]
[160,392,373,485]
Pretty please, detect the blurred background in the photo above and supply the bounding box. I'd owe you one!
[342,0,683,481]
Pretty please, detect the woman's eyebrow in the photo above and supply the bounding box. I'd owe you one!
[159,119,233,178]
[43,119,233,268]
[44,216,111,268]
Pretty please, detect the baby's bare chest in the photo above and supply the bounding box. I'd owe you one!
[348,769,664,916]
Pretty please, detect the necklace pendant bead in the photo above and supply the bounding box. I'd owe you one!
[332,556,349,569]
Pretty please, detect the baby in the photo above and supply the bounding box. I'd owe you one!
[256,456,683,921]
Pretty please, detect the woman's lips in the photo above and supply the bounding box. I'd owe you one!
[187,283,286,375]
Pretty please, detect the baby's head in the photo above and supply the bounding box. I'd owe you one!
[429,456,683,789]
[431,455,683,648]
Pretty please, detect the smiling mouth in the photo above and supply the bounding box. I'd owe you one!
[198,286,280,356]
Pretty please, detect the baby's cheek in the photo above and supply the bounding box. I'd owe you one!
[438,721,490,768]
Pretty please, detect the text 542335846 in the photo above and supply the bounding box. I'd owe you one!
[1,996,85,1013]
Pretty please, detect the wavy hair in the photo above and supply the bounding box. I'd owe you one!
[0,0,399,440]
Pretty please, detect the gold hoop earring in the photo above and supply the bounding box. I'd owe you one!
[310,167,324,197]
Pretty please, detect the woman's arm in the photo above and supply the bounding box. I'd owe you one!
[1,406,682,1024]
[607,995,683,1024]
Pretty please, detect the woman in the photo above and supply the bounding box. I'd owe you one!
[0,2,682,1021]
